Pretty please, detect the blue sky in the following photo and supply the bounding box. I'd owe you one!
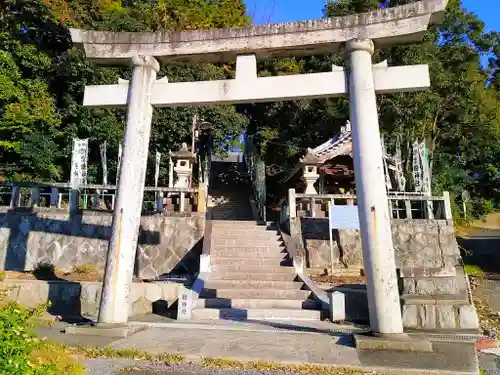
[245,0,499,32]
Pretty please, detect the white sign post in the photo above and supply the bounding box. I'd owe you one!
[328,202,360,274]
[70,138,89,211]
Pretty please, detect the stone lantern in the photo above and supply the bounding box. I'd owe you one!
[169,143,196,188]
[300,150,322,195]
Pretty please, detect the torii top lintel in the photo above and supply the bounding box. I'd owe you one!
[70,0,447,65]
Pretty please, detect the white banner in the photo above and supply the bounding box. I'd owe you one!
[100,141,108,186]
[116,143,123,185]
[155,152,161,187]
[70,138,89,188]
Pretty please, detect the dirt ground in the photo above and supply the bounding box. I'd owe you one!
[0,270,143,283]
[310,274,366,287]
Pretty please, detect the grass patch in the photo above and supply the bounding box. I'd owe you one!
[71,265,98,275]
[0,271,5,282]
[0,286,83,375]
[29,342,85,375]
[199,357,383,374]
[71,347,384,374]
[464,264,486,278]
[71,346,184,365]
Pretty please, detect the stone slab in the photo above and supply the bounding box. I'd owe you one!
[358,339,479,374]
[70,0,448,64]
[354,334,433,352]
[64,324,146,338]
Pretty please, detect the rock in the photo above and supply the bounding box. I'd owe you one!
[131,296,152,316]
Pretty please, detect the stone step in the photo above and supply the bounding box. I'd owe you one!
[199,288,311,300]
[204,279,304,290]
[209,271,298,281]
[210,257,289,266]
[194,298,322,310]
[211,249,286,258]
[212,234,282,242]
[211,240,283,248]
[210,264,296,274]
[191,307,322,321]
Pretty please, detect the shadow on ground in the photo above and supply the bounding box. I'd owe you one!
[457,228,500,276]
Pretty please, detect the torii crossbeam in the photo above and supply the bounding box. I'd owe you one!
[71,0,448,336]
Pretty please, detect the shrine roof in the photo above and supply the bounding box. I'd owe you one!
[70,0,447,65]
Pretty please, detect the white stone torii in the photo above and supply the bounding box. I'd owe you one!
[71,0,448,335]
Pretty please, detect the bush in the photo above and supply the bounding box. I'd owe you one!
[0,290,84,375]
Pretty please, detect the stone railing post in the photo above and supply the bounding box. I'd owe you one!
[288,188,296,219]
[10,184,20,208]
[30,186,41,207]
[197,184,206,213]
[156,191,165,212]
[69,189,80,213]
[346,38,403,335]
[180,191,186,212]
[404,199,412,219]
[50,187,59,208]
[426,199,434,220]
[443,191,453,221]
[92,190,101,210]
[98,55,160,325]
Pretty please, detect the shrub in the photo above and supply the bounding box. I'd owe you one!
[0,290,84,375]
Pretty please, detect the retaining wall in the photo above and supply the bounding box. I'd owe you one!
[0,208,205,279]
[1,279,181,317]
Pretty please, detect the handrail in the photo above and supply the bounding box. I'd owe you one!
[0,181,200,214]
[287,189,453,221]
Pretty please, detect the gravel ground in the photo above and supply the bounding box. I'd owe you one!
[479,353,500,375]
[83,358,300,375]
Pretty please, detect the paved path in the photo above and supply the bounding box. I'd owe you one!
[36,319,479,374]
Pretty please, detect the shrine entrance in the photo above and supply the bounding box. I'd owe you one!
[71,0,449,335]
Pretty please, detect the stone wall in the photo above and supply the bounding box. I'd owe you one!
[1,279,181,317]
[300,218,460,272]
[0,208,204,279]
[295,217,480,331]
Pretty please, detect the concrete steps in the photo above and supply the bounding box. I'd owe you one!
[210,264,296,274]
[199,287,312,300]
[194,162,322,322]
[191,307,322,321]
[203,279,304,290]
[209,271,298,281]
[211,249,287,258]
[194,298,322,310]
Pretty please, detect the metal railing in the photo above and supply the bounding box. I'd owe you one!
[283,188,453,221]
[0,181,200,214]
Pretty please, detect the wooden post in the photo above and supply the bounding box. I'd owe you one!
[309,197,315,218]
[288,189,296,219]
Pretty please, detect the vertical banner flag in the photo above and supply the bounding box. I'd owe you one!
[100,141,108,186]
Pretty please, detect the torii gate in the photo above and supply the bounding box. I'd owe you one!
[71,0,448,335]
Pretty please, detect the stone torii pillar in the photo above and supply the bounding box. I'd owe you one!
[98,56,159,325]
[346,39,402,334]
[71,0,448,333]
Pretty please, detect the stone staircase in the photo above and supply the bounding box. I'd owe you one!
[192,160,324,321]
